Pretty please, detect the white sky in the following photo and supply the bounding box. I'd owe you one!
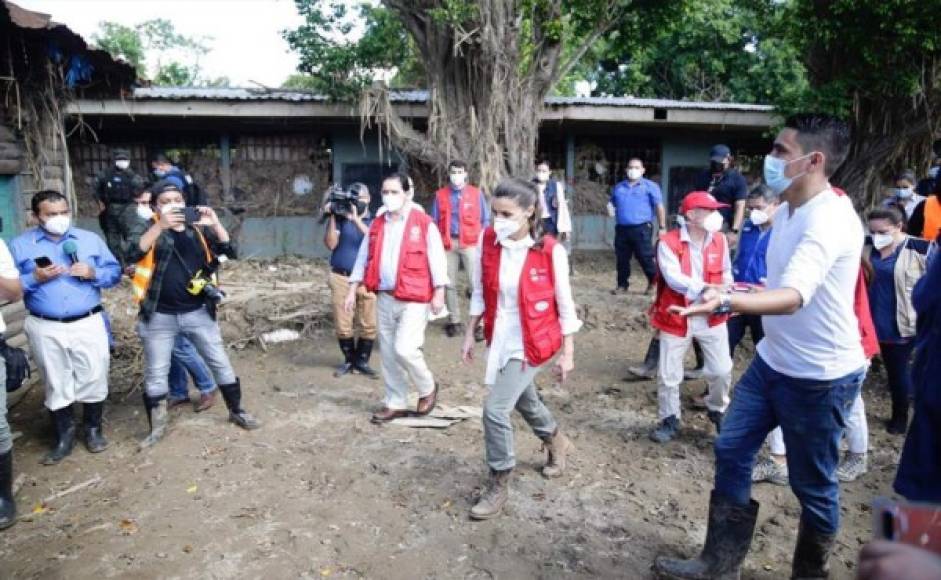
[15,0,307,87]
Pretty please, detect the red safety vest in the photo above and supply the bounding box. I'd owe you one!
[481,228,563,366]
[436,185,483,251]
[831,187,880,358]
[650,229,730,337]
[363,209,435,303]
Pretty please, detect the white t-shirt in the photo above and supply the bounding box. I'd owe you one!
[757,188,867,380]
[0,239,19,334]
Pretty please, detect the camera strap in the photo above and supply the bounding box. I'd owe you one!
[169,232,206,279]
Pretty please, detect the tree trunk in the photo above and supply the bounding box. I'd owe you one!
[361,1,618,191]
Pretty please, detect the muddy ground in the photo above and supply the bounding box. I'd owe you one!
[0,253,903,579]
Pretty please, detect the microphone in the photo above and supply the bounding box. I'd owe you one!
[62,240,79,264]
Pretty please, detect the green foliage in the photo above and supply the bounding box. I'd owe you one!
[92,19,221,87]
[283,1,420,99]
[567,0,807,103]
[775,0,941,118]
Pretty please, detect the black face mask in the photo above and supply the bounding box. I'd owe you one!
[710,161,725,173]
[356,201,368,215]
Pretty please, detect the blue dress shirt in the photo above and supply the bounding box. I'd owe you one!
[610,178,662,226]
[9,226,122,318]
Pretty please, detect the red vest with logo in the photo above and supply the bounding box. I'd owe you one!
[481,228,563,366]
[363,209,434,303]
[436,185,483,251]
[650,229,730,337]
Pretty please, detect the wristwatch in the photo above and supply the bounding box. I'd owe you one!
[715,293,733,314]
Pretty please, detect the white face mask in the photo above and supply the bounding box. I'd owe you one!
[115,160,131,170]
[536,171,550,183]
[749,209,770,226]
[136,205,155,220]
[872,233,894,250]
[382,194,406,213]
[702,211,724,233]
[42,214,71,236]
[627,168,643,181]
[449,173,466,188]
[493,217,522,241]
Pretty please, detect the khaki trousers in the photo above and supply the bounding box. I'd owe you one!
[377,293,436,410]
[329,272,377,340]
[445,246,478,324]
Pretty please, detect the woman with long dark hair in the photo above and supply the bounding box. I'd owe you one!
[461,177,582,520]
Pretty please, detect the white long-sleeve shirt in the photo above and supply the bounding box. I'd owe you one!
[657,225,733,302]
[469,234,582,385]
[349,203,450,290]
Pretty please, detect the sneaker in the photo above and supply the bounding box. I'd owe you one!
[836,452,868,482]
[649,416,681,443]
[752,457,789,486]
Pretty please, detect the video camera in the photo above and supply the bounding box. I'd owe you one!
[324,184,361,218]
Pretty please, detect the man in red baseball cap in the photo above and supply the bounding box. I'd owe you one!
[647,191,734,443]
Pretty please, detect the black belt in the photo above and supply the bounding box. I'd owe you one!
[331,267,352,277]
[30,305,103,323]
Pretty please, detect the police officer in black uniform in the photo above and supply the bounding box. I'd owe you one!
[96,149,145,266]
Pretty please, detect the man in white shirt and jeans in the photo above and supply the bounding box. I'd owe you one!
[654,114,867,580]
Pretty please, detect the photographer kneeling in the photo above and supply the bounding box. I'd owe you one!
[127,181,259,448]
[323,183,378,377]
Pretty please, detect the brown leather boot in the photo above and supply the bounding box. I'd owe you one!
[469,469,511,520]
[541,429,574,478]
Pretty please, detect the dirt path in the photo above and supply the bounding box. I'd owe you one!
[0,255,902,579]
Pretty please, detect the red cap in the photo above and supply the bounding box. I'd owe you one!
[680,190,730,214]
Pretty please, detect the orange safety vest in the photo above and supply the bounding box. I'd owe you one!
[922,196,941,241]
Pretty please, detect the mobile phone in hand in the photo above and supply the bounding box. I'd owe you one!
[174,207,201,224]
[873,497,941,554]
[34,256,52,268]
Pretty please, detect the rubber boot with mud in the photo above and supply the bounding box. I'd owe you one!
[219,379,260,430]
[352,338,378,377]
[791,520,836,579]
[0,449,15,530]
[41,405,76,465]
[469,469,511,520]
[83,401,110,453]
[627,337,659,379]
[334,338,356,377]
[654,491,759,579]
[684,339,705,380]
[541,429,574,478]
[139,393,168,450]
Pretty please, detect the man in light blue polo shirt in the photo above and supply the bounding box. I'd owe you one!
[608,158,665,294]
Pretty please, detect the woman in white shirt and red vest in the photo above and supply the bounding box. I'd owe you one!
[461,177,582,520]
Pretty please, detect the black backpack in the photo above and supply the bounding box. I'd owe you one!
[0,337,30,393]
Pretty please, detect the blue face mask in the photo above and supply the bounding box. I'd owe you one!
[896,187,914,200]
[153,169,167,177]
[763,153,812,194]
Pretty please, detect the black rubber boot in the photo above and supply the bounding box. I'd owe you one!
[791,520,836,579]
[353,338,378,377]
[887,387,909,434]
[0,449,15,530]
[684,339,706,380]
[628,337,660,379]
[83,401,110,453]
[139,392,168,450]
[41,406,76,465]
[219,379,260,430]
[334,338,356,377]
[654,491,759,579]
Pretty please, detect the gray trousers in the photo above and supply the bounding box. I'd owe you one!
[445,246,478,324]
[137,307,237,398]
[0,362,10,454]
[483,360,558,471]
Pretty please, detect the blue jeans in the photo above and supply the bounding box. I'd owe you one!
[714,355,864,534]
[167,335,217,400]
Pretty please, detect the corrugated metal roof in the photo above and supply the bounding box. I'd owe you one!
[131,87,774,112]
